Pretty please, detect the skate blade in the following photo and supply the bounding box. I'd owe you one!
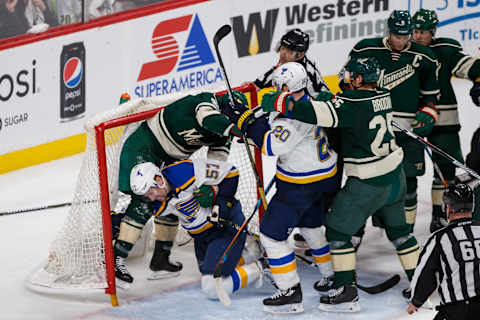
[116,279,132,290]
[263,303,304,314]
[318,301,361,313]
[147,270,181,280]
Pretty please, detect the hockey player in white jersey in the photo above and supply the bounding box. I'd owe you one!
[123,159,264,299]
[222,62,338,314]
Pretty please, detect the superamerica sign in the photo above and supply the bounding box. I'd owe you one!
[135,14,224,98]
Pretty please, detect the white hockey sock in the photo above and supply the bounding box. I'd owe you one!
[299,227,333,277]
[260,233,299,290]
[238,236,262,266]
[201,263,262,299]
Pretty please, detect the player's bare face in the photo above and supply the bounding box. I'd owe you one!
[388,33,410,51]
[279,46,303,64]
[413,29,433,46]
[143,176,169,202]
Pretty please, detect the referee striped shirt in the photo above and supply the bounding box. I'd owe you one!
[254,56,330,98]
[410,218,480,307]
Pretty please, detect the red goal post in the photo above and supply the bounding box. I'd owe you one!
[62,84,263,306]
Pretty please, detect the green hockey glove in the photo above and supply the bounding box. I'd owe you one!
[314,91,335,102]
[193,185,218,208]
[260,92,293,113]
[411,103,439,137]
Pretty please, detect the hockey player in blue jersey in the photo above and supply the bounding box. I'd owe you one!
[124,159,264,300]
[222,62,338,314]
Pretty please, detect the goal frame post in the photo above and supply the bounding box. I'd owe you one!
[94,83,262,305]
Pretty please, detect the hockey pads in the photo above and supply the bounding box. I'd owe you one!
[193,185,218,208]
[411,103,439,136]
[260,92,293,113]
[470,78,480,106]
[208,198,235,227]
[314,91,334,102]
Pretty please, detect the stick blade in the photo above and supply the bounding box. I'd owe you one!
[213,25,232,46]
[215,276,232,306]
[357,274,400,294]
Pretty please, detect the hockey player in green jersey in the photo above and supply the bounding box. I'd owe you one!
[411,8,480,232]
[348,10,440,233]
[233,57,421,312]
[113,90,248,284]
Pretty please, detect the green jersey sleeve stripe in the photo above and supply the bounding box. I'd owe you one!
[452,56,478,79]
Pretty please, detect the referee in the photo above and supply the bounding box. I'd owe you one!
[407,183,480,319]
[249,28,330,98]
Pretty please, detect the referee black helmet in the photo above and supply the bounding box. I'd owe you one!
[443,183,474,213]
[279,29,310,53]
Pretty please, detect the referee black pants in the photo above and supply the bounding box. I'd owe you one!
[434,297,480,320]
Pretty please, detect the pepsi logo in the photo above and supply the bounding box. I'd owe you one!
[63,57,83,89]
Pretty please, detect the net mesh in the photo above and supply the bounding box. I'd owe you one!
[28,88,261,289]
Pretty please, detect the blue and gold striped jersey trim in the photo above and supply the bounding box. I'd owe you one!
[261,132,275,156]
[225,168,240,179]
[153,198,170,216]
[184,220,214,235]
[275,163,337,184]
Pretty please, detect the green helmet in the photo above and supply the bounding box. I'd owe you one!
[217,90,248,109]
[345,57,381,84]
[388,10,413,35]
[412,9,439,33]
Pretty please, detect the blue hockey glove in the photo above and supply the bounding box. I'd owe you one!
[208,198,235,227]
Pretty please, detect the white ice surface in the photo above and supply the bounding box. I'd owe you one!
[1,79,479,320]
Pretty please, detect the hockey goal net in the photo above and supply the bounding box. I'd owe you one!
[28,84,264,305]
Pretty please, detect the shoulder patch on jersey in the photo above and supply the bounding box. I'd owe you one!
[162,160,196,193]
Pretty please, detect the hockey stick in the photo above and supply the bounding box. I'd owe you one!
[392,121,480,180]
[212,24,268,211]
[0,199,100,216]
[213,177,275,306]
[0,202,72,216]
[425,147,448,187]
[294,253,401,294]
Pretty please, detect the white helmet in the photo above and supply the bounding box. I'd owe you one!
[130,162,162,196]
[271,62,308,92]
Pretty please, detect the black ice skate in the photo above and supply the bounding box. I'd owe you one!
[115,256,133,287]
[313,275,335,292]
[402,287,411,300]
[429,215,448,233]
[263,283,304,314]
[318,285,360,313]
[148,241,182,280]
